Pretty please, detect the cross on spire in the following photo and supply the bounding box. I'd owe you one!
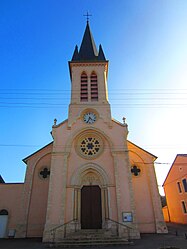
[84,11,92,23]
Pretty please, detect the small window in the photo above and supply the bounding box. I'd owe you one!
[131,165,141,176]
[177,182,182,193]
[0,209,8,215]
[182,179,187,192]
[182,201,187,213]
[39,167,50,179]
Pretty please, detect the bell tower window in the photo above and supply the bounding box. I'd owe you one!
[80,72,88,101]
[90,72,98,101]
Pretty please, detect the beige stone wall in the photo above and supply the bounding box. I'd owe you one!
[68,62,111,128]
[43,115,143,242]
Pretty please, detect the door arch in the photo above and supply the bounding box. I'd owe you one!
[71,164,110,229]
[0,209,8,238]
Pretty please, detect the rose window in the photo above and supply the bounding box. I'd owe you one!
[80,137,100,156]
[76,133,103,159]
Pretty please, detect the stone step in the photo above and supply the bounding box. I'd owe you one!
[63,229,118,239]
[49,238,133,247]
[67,233,115,239]
[48,228,132,247]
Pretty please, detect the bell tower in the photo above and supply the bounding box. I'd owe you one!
[68,21,111,127]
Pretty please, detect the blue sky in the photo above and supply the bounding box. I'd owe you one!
[1,0,187,194]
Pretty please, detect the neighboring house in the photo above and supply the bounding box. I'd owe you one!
[0,21,167,241]
[163,154,187,224]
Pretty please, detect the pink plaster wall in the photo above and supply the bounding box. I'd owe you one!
[132,174,155,232]
[26,153,51,237]
[128,143,159,233]
[0,183,23,234]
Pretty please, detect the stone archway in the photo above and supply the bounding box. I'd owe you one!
[71,164,110,229]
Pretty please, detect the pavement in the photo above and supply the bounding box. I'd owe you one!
[0,222,187,249]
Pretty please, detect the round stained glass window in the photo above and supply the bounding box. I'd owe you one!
[76,133,103,159]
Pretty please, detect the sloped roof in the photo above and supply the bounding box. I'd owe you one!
[163,154,187,186]
[23,142,53,164]
[71,22,107,62]
[112,118,126,127]
[177,154,187,157]
[127,140,157,160]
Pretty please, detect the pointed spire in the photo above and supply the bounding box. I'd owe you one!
[71,45,79,61]
[71,22,107,62]
[0,175,5,183]
[78,22,98,60]
[98,45,106,61]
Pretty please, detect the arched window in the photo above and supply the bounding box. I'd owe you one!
[90,72,98,101]
[80,72,88,101]
[0,209,9,238]
[0,209,8,215]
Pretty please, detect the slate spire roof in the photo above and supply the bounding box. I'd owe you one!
[71,22,107,62]
[0,175,5,183]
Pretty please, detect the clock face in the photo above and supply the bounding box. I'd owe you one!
[83,112,96,124]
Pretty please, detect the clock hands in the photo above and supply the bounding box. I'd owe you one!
[87,116,93,123]
[83,112,96,124]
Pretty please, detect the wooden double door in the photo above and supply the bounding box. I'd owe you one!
[81,185,102,229]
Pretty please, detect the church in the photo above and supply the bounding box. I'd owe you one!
[0,21,167,241]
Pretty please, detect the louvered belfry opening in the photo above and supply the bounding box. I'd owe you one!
[80,72,88,101]
[91,72,98,101]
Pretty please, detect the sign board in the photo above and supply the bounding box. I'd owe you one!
[122,212,133,222]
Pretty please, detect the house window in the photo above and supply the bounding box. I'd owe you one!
[181,201,187,214]
[90,72,98,101]
[182,179,187,192]
[80,72,88,101]
[177,182,182,193]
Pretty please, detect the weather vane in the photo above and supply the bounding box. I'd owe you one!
[83,11,92,23]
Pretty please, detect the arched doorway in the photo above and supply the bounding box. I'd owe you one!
[0,209,8,238]
[81,185,102,229]
[71,164,110,230]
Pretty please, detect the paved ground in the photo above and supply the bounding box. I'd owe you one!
[0,223,187,249]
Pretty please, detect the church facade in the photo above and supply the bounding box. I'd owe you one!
[0,22,167,241]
